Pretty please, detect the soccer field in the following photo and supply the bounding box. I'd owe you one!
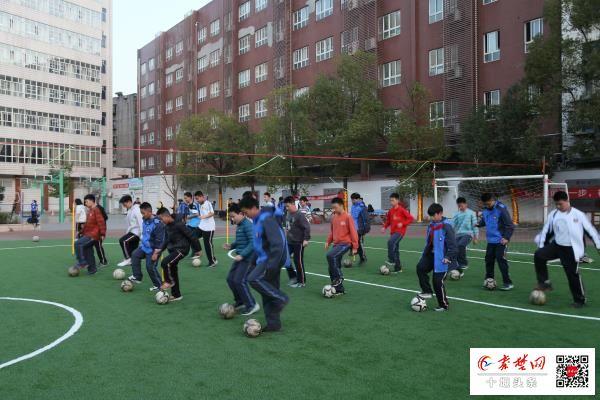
[1,235,599,400]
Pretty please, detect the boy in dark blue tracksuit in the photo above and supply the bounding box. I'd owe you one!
[350,193,370,264]
[223,203,258,315]
[240,196,290,332]
[477,193,515,290]
[129,202,166,290]
[416,203,457,311]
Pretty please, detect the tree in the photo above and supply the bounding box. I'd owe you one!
[48,163,73,198]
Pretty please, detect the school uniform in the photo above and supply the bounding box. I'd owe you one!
[383,205,414,271]
[477,201,514,286]
[451,208,479,270]
[161,220,201,299]
[227,218,256,310]
[285,210,311,285]
[130,216,165,288]
[119,203,143,260]
[326,212,359,293]
[351,201,371,262]
[198,200,217,265]
[74,206,106,274]
[186,204,203,253]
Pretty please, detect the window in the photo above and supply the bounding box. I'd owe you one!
[293,6,309,30]
[316,37,333,62]
[380,60,401,87]
[166,126,173,140]
[175,41,183,56]
[429,0,443,23]
[165,100,173,114]
[198,55,208,72]
[148,82,155,95]
[316,0,333,21]
[429,101,444,128]
[239,104,250,122]
[166,152,174,167]
[380,10,401,40]
[140,110,147,122]
[148,107,155,120]
[483,0,497,4]
[148,132,155,145]
[141,158,146,170]
[210,49,221,67]
[148,156,155,169]
[197,86,207,102]
[524,18,543,53]
[293,46,309,69]
[341,27,359,54]
[166,47,173,60]
[255,26,268,47]
[141,62,147,75]
[238,69,250,88]
[210,19,220,36]
[166,73,173,87]
[175,96,183,111]
[148,58,155,70]
[197,26,207,43]
[484,31,500,62]
[239,1,250,21]
[256,0,268,12]
[176,123,181,135]
[239,35,250,54]
[255,62,268,83]
[294,87,309,98]
[255,99,267,118]
[484,89,500,118]
[175,68,183,82]
[140,86,147,98]
[210,81,220,98]
[429,48,444,76]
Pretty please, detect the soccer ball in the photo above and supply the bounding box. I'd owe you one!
[120,280,134,292]
[483,278,497,290]
[342,258,353,268]
[243,319,262,338]
[68,266,80,277]
[379,265,390,275]
[113,268,126,280]
[192,258,202,267]
[155,290,170,305]
[32,236,40,242]
[410,296,428,312]
[449,269,462,280]
[219,303,236,319]
[529,289,547,306]
[322,284,336,298]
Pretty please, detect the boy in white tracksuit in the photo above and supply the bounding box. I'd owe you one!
[534,191,600,308]
[117,195,144,267]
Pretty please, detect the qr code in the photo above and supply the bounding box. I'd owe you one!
[556,355,589,388]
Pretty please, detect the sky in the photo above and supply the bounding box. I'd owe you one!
[112,0,211,95]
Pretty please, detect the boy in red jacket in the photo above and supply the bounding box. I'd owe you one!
[381,193,414,273]
[325,197,359,295]
[73,194,106,275]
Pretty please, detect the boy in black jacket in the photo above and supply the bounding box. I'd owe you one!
[284,196,311,287]
[156,208,201,302]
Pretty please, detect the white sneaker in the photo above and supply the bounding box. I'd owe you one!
[127,275,141,284]
[418,292,433,299]
[241,303,260,316]
[118,258,132,267]
[148,286,159,292]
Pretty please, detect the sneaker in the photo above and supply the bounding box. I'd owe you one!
[127,275,141,284]
[98,261,108,268]
[580,255,593,264]
[459,271,465,278]
[168,295,183,303]
[359,257,367,265]
[461,265,469,270]
[234,303,245,311]
[287,278,298,287]
[207,260,219,268]
[148,286,159,292]
[570,302,585,309]
[434,307,448,312]
[499,283,514,291]
[289,283,305,288]
[87,268,98,275]
[385,261,394,267]
[393,266,403,273]
[117,258,132,267]
[418,292,433,299]
[241,303,260,316]
[535,281,553,291]
[262,324,281,332]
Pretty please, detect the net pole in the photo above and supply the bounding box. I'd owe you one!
[225,206,229,244]
[71,201,75,255]
[543,174,549,224]
[59,170,64,223]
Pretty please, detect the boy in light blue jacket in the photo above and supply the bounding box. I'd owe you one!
[451,197,479,276]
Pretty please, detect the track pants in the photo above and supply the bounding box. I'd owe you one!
[416,252,449,309]
[75,236,97,272]
[534,242,585,304]
[162,249,185,298]
[247,260,289,329]
[119,232,140,259]
[387,233,403,270]
[485,243,512,285]
[226,259,256,310]
[288,242,306,284]
[94,239,107,265]
[131,247,162,288]
[326,244,350,293]
[200,229,216,264]
[454,234,472,270]
[357,234,367,261]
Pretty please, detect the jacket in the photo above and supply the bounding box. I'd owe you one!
[537,207,600,260]
[452,208,479,237]
[82,206,106,241]
[231,218,254,260]
[126,203,144,237]
[140,217,165,254]
[75,204,87,223]
[351,201,370,235]
[423,218,458,273]
[285,210,311,244]
[252,208,290,269]
[326,212,359,250]
[478,201,514,244]
[162,220,201,254]
[383,205,414,236]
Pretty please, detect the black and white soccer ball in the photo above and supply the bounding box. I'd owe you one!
[155,290,170,305]
[322,284,336,298]
[410,296,428,312]
[483,278,497,290]
[243,319,262,338]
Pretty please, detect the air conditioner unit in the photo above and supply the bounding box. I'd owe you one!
[347,41,359,55]
[365,37,377,51]
[347,0,359,10]
[453,9,461,21]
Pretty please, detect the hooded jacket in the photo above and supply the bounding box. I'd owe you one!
[126,203,144,237]
[423,218,458,273]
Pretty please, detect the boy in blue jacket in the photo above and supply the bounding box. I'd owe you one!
[223,203,259,316]
[350,192,370,264]
[477,193,515,290]
[416,203,457,311]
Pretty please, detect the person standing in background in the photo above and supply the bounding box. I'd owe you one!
[74,198,86,238]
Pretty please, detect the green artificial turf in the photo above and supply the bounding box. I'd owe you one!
[0,236,599,399]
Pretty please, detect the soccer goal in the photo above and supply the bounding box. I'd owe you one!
[434,174,568,257]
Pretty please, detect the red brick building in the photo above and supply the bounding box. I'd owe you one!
[136,0,548,176]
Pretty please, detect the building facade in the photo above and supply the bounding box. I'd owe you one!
[113,91,137,172]
[0,0,113,212]
[136,0,548,176]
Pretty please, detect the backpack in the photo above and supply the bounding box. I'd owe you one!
[97,204,108,221]
[361,206,371,234]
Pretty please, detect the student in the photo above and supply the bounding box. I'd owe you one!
[350,192,371,264]
[156,207,201,302]
[325,197,359,295]
[381,193,414,273]
[240,196,290,332]
[128,202,165,291]
[93,202,109,266]
[451,197,479,276]
[416,203,457,312]
[196,191,217,267]
[30,200,39,226]
[298,196,311,218]
[116,195,144,267]
[222,203,259,315]
[284,196,311,288]
[263,192,276,208]
[477,193,515,291]
[534,191,600,308]
[74,198,86,238]
[180,192,195,224]
[72,194,106,275]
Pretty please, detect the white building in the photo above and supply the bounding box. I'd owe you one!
[0,0,112,213]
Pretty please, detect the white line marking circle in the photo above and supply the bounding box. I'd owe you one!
[0,297,83,370]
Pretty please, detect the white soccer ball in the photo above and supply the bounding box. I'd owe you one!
[410,296,428,312]
[243,319,262,338]
[32,236,40,242]
[483,278,497,290]
[322,284,336,298]
[192,258,202,267]
[379,265,390,275]
[449,269,462,280]
[529,289,547,306]
[113,268,126,280]
[155,290,170,305]
[120,279,134,292]
[219,303,235,319]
